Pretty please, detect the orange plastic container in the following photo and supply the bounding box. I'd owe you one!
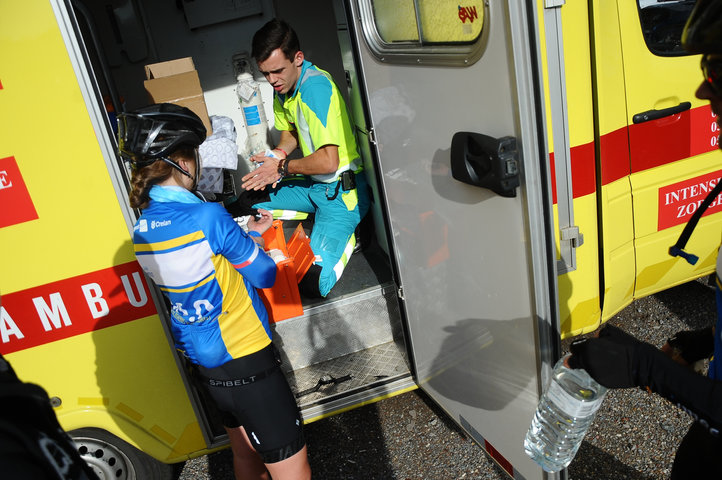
[259,220,314,323]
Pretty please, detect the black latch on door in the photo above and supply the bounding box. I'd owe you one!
[450,132,519,198]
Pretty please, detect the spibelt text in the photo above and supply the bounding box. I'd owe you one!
[201,363,279,388]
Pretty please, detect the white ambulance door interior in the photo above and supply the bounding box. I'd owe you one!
[347,1,558,478]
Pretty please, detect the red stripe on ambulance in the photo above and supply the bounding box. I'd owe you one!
[598,104,718,187]
[599,127,631,186]
[630,104,718,174]
[0,261,158,354]
[549,141,597,205]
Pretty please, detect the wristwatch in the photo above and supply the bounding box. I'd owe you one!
[278,158,289,177]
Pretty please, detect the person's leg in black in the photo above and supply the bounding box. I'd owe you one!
[670,422,722,479]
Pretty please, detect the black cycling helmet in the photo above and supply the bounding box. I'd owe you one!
[117,103,206,169]
[682,0,722,54]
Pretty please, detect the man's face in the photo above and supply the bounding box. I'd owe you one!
[257,48,303,95]
[696,54,722,148]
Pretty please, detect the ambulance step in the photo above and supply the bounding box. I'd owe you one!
[271,282,402,371]
[286,338,412,419]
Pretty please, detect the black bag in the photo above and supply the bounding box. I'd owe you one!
[0,354,98,480]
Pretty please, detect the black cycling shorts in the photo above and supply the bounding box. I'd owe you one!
[196,343,305,464]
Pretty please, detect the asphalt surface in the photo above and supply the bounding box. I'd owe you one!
[176,278,716,479]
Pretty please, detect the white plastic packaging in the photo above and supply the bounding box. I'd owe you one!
[524,355,607,472]
[234,215,251,232]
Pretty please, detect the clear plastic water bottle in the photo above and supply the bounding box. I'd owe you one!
[524,355,607,472]
[236,72,270,168]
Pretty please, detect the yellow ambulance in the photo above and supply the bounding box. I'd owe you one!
[0,0,717,478]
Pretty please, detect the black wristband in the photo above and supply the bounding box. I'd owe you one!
[280,159,290,177]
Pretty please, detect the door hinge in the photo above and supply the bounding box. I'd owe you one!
[368,127,377,145]
[397,286,405,301]
[544,0,565,8]
[560,226,584,248]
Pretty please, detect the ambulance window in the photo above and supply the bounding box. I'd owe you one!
[361,0,487,65]
[636,0,695,56]
[372,0,419,42]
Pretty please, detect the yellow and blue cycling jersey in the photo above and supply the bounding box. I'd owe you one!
[133,185,276,368]
[274,59,362,183]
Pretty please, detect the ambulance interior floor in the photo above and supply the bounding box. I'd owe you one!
[277,220,410,410]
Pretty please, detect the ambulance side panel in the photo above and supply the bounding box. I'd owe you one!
[592,0,720,325]
[619,1,721,299]
[0,0,207,463]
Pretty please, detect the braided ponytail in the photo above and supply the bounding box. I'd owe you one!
[129,161,174,209]
[128,147,198,209]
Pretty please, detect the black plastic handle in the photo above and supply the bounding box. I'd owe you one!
[632,101,691,124]
[450,132,519,198]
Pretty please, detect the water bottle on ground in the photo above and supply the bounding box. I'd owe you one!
[524,355,607,472]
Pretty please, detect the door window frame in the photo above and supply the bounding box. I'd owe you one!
[357,0,490,66]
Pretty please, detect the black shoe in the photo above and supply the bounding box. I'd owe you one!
[224,189,270,217]
[353,213,374,254]
[298,264,323,298]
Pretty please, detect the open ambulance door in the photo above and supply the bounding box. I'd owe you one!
[346,1,559,478]
[595,0,721,321]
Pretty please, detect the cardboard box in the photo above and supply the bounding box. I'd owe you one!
[143,57,212,136]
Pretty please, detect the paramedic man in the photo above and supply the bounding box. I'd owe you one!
[118,103,311,480]
[232,18,370,298]
[567,1,722,477]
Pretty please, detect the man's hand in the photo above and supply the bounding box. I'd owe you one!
[241,154,281,191]
[567,325,643,389]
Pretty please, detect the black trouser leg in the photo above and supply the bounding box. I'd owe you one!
[671,422,722,479]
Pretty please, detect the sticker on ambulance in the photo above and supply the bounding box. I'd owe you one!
[658,170,722,230]
[0,156,38,228]
[0,261,157,354]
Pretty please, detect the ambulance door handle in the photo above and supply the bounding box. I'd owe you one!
[450,132,519,198]
[632,102,691,124]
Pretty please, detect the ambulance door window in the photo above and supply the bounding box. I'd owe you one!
[636,0,694,56]
[362,0,487,65]
[371,0,419,42]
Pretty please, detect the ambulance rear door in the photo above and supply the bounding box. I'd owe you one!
[599,0,721,318]
[347,1,558,477]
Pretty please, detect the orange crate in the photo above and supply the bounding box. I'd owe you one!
[258,220,313,323]
[287,223,314,283]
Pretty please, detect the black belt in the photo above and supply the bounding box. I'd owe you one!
[200,363,280,388]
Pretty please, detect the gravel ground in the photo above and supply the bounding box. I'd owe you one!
[177,278,717,479]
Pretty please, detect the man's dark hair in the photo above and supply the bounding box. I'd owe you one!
[252,19,300,63]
